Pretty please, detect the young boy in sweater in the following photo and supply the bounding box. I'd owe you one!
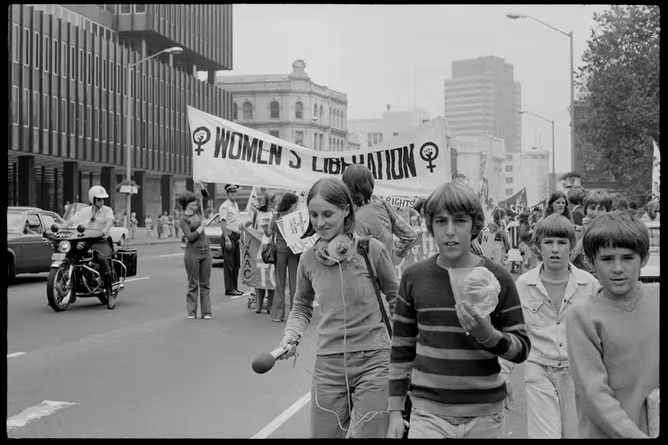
[513,214,599,438]
[386,182,531,439]
[566,211,659,438]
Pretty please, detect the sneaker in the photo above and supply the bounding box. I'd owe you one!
[203,315,212,320]
[187,315,196,319]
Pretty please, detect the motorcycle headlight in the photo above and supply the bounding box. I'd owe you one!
[57,240,72,253]
[76,241,88,250]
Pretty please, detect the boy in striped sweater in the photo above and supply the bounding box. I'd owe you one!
[386,182,531,438]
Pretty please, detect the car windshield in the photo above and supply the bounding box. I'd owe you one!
[7,212,24,233]
[63,203,89,220]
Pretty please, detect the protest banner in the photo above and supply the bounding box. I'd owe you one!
[187,106,451,197]
[499,187,527,215]
[275,207,318,255]
[652,139,660,200]
[240,226,275,290]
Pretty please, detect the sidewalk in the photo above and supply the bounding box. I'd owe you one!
[125,228,182,247]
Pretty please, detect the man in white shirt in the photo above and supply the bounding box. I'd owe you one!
[63,185,117,309]
[219,184,243,296]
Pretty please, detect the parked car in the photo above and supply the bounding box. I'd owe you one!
[640,220,660,283]
[7,206,65,282]
[63,203,129,247]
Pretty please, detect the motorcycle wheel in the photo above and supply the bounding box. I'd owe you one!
[47,266,74,312]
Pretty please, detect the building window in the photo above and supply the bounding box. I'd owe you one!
[32,91,39,129]
[52,39,58,75]
[12,25,18,63]
[135,4,147,13]
[505,177,513,184]
[295,101,303,120]
[70,46,75,80]
[42,93,49,130]
[61,42,66,77]
[43,35,49,72]
[269,130,279,138]
[505,164,512,172]
[505,188,514,195]
[242,102,253,120]
[233,103,238,120]
[506,154,513,161]
[23,28,30,66]
[87,53,92,84]
[270,101,279,119]
[296,131,304,145]
[51,96,58,132]
[79,48,84,82]
[60,99,67,134]
[69,101,76,135]
[313,104,317,120]
[368,132,383,147]
[120,4,131,14]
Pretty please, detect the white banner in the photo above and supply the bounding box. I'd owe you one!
[187,106,451,197]
[652,139,660,199]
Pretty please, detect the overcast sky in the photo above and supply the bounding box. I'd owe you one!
[229,4,611,173]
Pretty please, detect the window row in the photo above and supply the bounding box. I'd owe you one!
[232,100,346,128]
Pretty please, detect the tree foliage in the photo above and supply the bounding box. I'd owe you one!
[576,5,659,203]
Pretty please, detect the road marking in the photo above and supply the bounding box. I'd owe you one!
[7,400,78,430]
[7,352,26,359]
[123,276,151,283]
[158,253,183,258]
[251,391,310,439]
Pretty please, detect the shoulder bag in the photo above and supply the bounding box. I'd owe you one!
[261,231,277,264]
[357,237,411,438]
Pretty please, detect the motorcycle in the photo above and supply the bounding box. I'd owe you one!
[43,224,137,312]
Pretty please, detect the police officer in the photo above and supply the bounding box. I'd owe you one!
[63,185,117,309]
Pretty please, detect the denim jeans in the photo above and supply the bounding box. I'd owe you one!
[254,288,274,313]
[271,242,299,320]
[310,349,389,438]
[408,408,505,438]
[184,244,212,317]
[524,361,578,438]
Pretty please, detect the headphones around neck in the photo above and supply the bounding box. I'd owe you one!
[314,233,357,266]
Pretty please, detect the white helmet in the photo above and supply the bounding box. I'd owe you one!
[88,185,110,204]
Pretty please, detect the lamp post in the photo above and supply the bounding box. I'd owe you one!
[507,13,575,172]
[125,46,183,229]
[518,110,555,193]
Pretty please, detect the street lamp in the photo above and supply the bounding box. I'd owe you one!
[507,13,575,172]
[518,110,555,192]
[125,46,183,229]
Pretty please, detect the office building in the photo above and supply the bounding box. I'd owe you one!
[444,56,522,154]
[8,4,233,221]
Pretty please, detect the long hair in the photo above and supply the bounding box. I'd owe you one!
[258,191,277,212]
[276,192,299,213]
[303,177,355,237]
[341,164,374,207]
[177,191,200,211]
[543,191,572,220]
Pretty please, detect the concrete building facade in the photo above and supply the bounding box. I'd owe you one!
[444,56,522,154]
[8,4,233,222]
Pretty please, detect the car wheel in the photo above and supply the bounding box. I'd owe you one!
[118,234,126,247]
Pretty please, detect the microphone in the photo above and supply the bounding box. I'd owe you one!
[252,345,289,374]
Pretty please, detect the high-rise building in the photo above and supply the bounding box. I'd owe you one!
[215,59,348,152]
[444,56,521,153]
[8,4,233,221]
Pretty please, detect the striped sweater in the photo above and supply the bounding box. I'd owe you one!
[389,255,531,417]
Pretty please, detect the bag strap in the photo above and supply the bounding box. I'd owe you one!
[357,237,393,337]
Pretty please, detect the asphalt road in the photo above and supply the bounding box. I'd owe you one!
[6,242,528,438]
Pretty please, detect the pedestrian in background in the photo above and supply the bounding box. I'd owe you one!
[542,191,573,223]
[178,191,214,320]
[341,164,418,261]
[219,184,244,296]
[569,190,612,274]
[249,190,278,314]
[130,212,138,239]
[387,181,530,439]
[266,192,301,322]
[275,177,399,438]
[566,211,659,438]
[144,214,153,237]
[512,214,599,438]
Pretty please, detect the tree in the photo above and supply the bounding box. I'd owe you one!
[575,5,659,203]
